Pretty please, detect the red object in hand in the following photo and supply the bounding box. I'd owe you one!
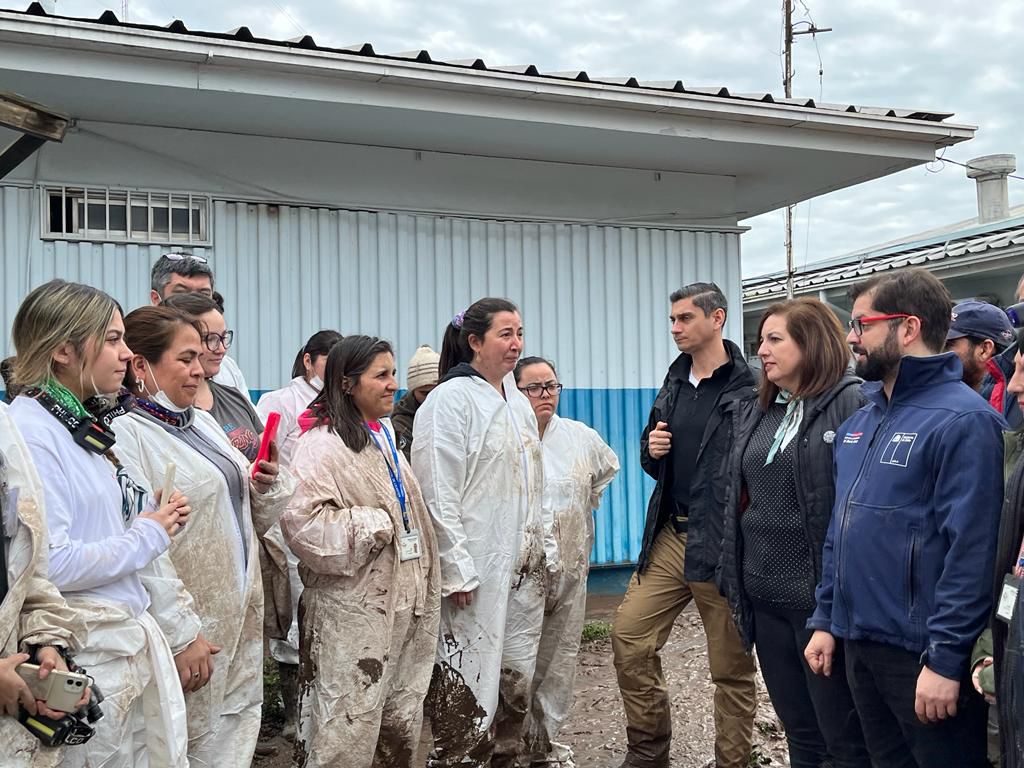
[251,411,281,478]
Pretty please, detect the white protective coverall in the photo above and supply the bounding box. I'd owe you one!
[8,395,190,768]
[112,406,294,768]
[523,414,619,766]
[0,403,85,767]
[411,369,554,766]
[281,420,440,768]
[256,375,319,664]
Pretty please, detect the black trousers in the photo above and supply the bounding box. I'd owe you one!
[844,639,989,768]
[753,604,871,768]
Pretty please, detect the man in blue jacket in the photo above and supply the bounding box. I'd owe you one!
[804,267,1005,767]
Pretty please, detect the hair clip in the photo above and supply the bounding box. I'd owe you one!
[452,311,465,329]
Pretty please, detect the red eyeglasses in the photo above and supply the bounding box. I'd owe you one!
[848,314,911,336]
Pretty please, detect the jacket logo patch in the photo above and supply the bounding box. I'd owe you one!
[843,431,863,444]
[880,432,918,467]
[822,430,836,444]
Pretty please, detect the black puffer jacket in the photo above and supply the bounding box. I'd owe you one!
[716,374,867,650]
[637,340,756,579]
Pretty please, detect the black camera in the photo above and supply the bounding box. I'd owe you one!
[18,676,104,748]
[1006,301,1024,329]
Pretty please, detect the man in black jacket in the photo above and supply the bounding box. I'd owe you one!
[611,283,757,768]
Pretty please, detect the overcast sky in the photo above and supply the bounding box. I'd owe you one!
[36,0,1024,277]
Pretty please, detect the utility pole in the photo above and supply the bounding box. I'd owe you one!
[782,1,831,298]
[121,1,128,22]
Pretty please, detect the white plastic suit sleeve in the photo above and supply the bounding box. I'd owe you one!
[27,441,171,593]
[281,448,395,576]
[249,465,297,539]
[410,390,481,596]
[140,550,203,655]
[587,432,620,509]
[0,404,84,652]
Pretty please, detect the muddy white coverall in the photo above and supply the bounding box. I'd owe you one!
[281,421,440,768]
[256,375,320,665]
[113,406,294,768]
[523,415,619,765]
[8,396,190,768]
[0,403,85,767]
[411,370,554,765]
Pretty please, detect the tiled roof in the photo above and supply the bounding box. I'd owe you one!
[7,2,955,123]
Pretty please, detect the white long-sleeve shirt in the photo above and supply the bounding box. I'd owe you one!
[8,396,169,617]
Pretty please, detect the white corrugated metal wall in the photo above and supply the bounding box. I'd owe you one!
[0,187,744,565]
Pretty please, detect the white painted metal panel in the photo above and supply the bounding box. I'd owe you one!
[0,187,743,565]
[209,201,742,392]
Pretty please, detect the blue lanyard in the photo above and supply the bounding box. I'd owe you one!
[367,424,410,532]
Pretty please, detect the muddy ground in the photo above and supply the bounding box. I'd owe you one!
[253,598,790,767]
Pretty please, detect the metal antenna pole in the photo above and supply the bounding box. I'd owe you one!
[783,1,831,299]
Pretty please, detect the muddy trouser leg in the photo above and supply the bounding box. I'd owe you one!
[491,566,547,767]
[689,580,757,768]
[524,568,589,764]
[373,599,434,768]
[611,528,693,767]
[280,661,300,731]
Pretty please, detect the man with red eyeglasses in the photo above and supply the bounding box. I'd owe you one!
[804,267,1005,768]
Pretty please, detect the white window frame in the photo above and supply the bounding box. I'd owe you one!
[40,185,212,245]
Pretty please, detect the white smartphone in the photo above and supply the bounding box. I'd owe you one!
[16,663,90,712]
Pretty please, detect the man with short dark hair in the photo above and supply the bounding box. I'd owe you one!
[945,299,1016,400]
[612,282,757,768]
[805,267,1004,767]
[149,253,251,400]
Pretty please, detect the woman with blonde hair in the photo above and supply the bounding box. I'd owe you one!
[281,335,439,767]
[718,297,869,768]
[112,305,291,768]
[7,279,192,767]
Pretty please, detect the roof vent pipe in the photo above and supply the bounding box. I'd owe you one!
[966,154,1015,224]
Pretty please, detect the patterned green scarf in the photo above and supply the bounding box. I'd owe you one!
[43,378,91,420]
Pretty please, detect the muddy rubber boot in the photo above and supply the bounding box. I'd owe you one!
[279,660,300,741]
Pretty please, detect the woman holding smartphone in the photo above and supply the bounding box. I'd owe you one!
[113,305,291,768]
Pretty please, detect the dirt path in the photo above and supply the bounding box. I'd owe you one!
[253,604,791,767]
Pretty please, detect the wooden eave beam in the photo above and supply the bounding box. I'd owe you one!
[0,91,69,141]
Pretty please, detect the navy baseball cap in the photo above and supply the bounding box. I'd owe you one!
[947,300,1016,349]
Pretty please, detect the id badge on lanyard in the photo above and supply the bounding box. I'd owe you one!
[369,424,421,562]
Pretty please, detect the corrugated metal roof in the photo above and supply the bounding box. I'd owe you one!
[7,2,955,124]
[743,219,1024,301]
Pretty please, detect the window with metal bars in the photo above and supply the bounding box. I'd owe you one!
[41,186,211,245]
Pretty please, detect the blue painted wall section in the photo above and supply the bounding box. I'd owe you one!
[559,388,658,566]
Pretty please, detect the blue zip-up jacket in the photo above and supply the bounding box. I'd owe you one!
[808,353,1006,680]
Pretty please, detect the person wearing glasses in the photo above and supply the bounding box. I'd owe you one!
[513,356,619,768]
[163,293,263,461]
[804,268,1004,768]
[113,305,292,768]
[716,298,870,768]
[150,253,253,403]
[7,280,192,767]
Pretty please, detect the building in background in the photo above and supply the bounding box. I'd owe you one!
[0,3,974,568]
[743,154,1021,355]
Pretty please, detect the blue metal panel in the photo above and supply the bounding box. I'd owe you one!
[559,388,658,566]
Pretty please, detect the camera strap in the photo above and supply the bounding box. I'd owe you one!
[26,388,120,456]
